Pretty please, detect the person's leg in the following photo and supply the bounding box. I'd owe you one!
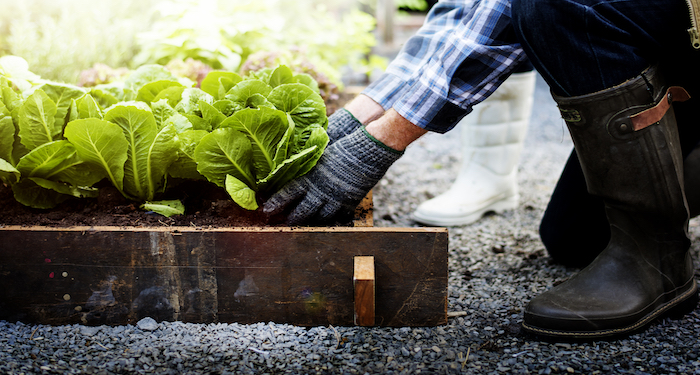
[538,150,609,268]
[413,63,536,226]
[541,140,700,269]
[513,0,691,96]
[512,0,699,339]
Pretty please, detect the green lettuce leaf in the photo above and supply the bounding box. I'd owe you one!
[151,99,177,129]
[175,88,213,116]
[224,79,273,109]
[63,118,128,194]
[0,114,15,165]
[225,174,258,210]
[0,158,19,184]
[124,64,178,93]
[29,177,99,199]
[75,94,103,120]
[18,89,58,150]
[218,107,289,180]
[136,80,185,103]
[141,200,185,217]
[16,140,102,185]
[200,71,242,100]
[169,129,207,180]
[11,178,70,209]
[267,83,327,130]
[104,105,179,201]
[194,127,256,189]
[39,83,86,129]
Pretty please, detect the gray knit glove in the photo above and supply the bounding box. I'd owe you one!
[326,108,363,144]
[263,127,403,225]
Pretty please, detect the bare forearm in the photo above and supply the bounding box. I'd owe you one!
[344,94,385,124]
[365,109,427,151]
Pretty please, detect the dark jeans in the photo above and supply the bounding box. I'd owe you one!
[512,0,700,267]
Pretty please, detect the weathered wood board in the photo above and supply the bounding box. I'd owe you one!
[0,225,448,327]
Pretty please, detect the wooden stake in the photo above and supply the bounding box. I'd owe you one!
[354,256,375,326]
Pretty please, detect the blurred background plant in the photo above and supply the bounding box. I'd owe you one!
[0,0,388,90]
[0,0,156,83]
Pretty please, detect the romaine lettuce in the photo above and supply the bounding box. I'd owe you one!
[1,57,329,215]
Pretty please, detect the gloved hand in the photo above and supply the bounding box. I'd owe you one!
[263,127,403,225]
[326,109,363,144]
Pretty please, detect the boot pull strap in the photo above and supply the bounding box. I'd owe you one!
[630,87,691,131]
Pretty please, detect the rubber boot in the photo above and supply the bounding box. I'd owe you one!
[412,71,536,226]
[522,66,698,340]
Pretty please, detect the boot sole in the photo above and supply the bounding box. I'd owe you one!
[521,278,698,341]
[412,195,519,226]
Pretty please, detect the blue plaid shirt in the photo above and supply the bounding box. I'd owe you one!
[363,0,528,133]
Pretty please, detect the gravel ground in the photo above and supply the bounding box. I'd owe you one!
[2,74,700,374]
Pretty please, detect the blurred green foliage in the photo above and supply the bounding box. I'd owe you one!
[0,0,385,87]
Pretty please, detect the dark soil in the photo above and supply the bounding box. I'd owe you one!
[0,180,280,228]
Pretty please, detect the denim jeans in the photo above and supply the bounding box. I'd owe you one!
[512,0,700,267]
[512,0,696,97]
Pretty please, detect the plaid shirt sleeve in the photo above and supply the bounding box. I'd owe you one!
[362,0,528,133]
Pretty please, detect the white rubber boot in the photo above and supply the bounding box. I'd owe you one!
[413,71,536,226]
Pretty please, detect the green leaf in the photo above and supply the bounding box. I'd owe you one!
[164,113,194,133]
[141,200,185,217]
[0,115,15,165]
[269,65,295,88]
[294,73,319,92]
[30,177,99,199]
[175,88,213,116]
[124,64,178,93]
[17,140,105,187]
[213,99,238,117]
[199,101,226,129]
[0,158,19,184]
[11,178,69,209]
[18,89,58,149]
[294,124,329,177]
[185,114,211,131]
[224,79,272,109]
[104,105,179,201]
[152,86,185,108]
[225,174,258,210]
[63,118,128,193]
[219,107,289,180]
[88,87,120,109]
[76,94,103,120]
[194,127,256,189]
[39,83,86,129]
[151,99,177,129]
[136,80,184,103]
[169,129,207,180]
[0,77,21,112]
[267,83,327,130]
[200,71,242,99]
[258,145,323,193]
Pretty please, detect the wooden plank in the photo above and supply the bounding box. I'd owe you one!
[354,256,375,326]
[0,226,448,327]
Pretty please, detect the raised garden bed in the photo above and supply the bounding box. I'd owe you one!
[0,187,448,327]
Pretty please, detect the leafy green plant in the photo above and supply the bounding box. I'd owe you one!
[0,0,158,83]
[133,0,383,87]
[0,56,328,215]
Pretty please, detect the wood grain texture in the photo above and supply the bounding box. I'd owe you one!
[354,256,375,326]
[0,226,448,327]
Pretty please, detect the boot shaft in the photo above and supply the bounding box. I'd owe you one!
[553,66,689,223]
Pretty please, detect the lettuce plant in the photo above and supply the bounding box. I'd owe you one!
[0,56,328,215]
[191,65,329,210]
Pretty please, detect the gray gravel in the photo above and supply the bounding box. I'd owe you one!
[2,74,700,374]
